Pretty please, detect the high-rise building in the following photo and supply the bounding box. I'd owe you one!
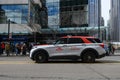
[44,0,101,39]
[89,0,101,27]
[110,0,120,41]
[46,0,101,28]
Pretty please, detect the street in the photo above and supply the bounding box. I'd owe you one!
[0,0,119,80]
[0,52,120,80]
[0,54,120,64]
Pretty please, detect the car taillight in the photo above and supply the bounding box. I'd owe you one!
[100,44,104,48]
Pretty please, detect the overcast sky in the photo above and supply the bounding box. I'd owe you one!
[101,0,110,26]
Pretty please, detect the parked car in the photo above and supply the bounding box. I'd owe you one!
[30,36,106,63]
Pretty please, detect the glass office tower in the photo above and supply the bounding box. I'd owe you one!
[0,0,42,42]
[45,0,101,37]
[60,0,88,28]
[46,0,101,28]
[89,0,101,27]
[110,0,120,41]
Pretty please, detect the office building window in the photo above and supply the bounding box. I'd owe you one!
[0,5,28,24]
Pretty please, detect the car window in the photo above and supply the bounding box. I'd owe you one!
[55,38,68,44]
[86,38,96,43]
[87,38,102,43]
[68,38,84,44]
[94,38,102,43]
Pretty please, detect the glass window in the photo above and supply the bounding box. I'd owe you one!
[86,38,96,43]
[60,0,88,28]
[87,38,102,43]
[94,38,102,43]
[55,38,68,44]
[0,5,28,24]
[68,38,84,44]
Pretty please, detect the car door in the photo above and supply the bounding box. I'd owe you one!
[51,38,69,56]
[66,38,85,55]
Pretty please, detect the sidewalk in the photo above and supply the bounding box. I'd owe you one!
[0,52,29,57]
[103,50,120,62]
[113,50,120,56]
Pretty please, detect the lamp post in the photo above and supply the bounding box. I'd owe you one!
[8,19,10,40]
[98,0,100,39]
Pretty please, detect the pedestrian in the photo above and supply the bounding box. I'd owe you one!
[5,42,10,56]
[28,43,33,52]
[10,43,15,55]
[108,43,115,55]
[21,43,27,56]
[104,44,110,56]
[0,43,2,55]
[0,42,5,55]
[112,46,115,54]
[15,43,21,56]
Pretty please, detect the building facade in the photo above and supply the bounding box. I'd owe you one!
[0,0,101,42]
[110,0,120,42]
[89,0,101,27]
[42,0,101,40]
[0,0,43,42]
[46,0,101,29]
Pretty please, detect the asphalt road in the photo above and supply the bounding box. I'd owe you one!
[0,54,120,64]
[0,52,120,80]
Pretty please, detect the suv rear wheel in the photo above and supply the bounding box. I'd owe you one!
[81,51,95,63]
[35,52,48,63]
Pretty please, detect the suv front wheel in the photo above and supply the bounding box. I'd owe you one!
[81,51,95,63]
[35,52,48,63]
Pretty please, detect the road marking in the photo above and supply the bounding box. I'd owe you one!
[0,61,35,64]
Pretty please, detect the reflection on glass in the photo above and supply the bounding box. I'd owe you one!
[46,1,60,28]
[0,5,28,24]
[0,5,6,23]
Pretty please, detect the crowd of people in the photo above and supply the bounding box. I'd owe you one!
[0,42,32,56]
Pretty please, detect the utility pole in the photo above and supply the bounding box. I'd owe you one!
[8,19,10,40]
[98,0,100,39]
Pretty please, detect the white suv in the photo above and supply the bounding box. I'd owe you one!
[30,36,106,63]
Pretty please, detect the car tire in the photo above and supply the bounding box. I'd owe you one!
[35,52,48,63]
[81,51,95,63]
